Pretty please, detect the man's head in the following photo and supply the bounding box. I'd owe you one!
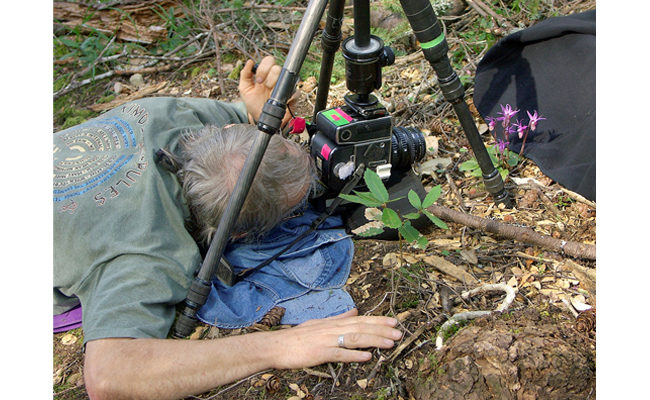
[177,124,315,243]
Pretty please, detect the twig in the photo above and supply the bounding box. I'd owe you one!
[302,367,333,379]
[445,171,467,211]
[513,251,558,265]
[363,291,390,315]
[466,0,489,17]
[388,323,429,362]
[54,383,86,397]
[425,204,596,260]
[467,0,512,28]
[78,34,117,77]
[54,70,115,100]
[113,65,172,75]
[329,363,343,393]
[204,369,271,399]
[531,182,563,220]
[365,355,386,382]
[559,187,596,208]
[199,0,226,95]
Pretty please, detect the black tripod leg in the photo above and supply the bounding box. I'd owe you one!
[398,0,513,207]
[172,0,329,339]
[313,0,346,119]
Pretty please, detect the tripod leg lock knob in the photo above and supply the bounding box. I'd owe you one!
[257,99,287,134]
[438,74,465,104]
[482,169,513,208]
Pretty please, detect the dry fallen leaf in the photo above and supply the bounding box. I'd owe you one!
[289,383,307,398]
[61,333,78,346]
[459,248,478,265]
[357,378,368,389]
[571,295,592,311]
[383,252,400,268]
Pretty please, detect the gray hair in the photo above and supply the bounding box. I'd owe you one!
[176,124,315,243]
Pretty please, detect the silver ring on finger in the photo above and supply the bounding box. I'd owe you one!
[337,334,345,348]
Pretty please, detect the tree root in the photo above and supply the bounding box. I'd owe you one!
[435,283,517,350]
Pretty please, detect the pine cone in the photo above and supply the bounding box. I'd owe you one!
[430,119,455,135]
[575,308,596,333]
[257,306,286,328]
[265,374,282,393]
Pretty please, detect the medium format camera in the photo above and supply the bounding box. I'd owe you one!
[309,95,427,198]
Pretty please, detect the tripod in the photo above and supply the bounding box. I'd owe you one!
[172,0,512,339]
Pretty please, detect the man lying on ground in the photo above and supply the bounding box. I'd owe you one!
[53,56,402,400]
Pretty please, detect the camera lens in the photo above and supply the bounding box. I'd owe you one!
[390,127,426,170]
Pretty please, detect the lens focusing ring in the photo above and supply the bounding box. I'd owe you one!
[391,127,426,170]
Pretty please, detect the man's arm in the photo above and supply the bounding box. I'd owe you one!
[84,310,402,400]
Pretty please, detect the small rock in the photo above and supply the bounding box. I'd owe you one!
[129,73,145,89]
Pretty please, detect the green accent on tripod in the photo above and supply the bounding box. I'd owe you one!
[420,33,445,49]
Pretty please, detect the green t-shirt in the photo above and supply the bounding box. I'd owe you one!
[53,97,248,343]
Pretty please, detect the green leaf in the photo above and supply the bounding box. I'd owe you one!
[356,227,385,237]
[364,169,389,203]
[458,159,478,172]
[506,151,520,166]
[382,208,402,229]
[422,185,442,208]
[415,235,428,250]
[408,189,422,209]
[398,220,420,243]
[403,212,421,220]
[499,168,509,181]
[354,191,384,206]
[423,209,449,229]
[338,193,382,208]
[59,37,80,48]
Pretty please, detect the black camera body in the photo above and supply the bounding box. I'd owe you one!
[309,95,426,199]
[310,99,392,196]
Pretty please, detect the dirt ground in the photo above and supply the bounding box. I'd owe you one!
[53,1,596,399]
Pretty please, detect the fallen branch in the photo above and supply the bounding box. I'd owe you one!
[425,204,596,260]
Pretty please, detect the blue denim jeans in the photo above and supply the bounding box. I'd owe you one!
[197,207,355,328]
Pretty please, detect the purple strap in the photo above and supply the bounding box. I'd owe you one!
[54,304,82,333]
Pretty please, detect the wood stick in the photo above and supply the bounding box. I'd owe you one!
[425,204,596,260]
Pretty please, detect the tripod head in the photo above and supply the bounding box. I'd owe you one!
[340,0,394,108]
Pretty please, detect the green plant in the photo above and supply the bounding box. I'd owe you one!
[339,169,448,250]
[458,144,519,181]
[554,194,574,209]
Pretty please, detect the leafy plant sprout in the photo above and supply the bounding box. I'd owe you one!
[339,169,448,251]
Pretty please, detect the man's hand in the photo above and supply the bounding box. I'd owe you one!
[238,55,294,126]
[268,309,403,370]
